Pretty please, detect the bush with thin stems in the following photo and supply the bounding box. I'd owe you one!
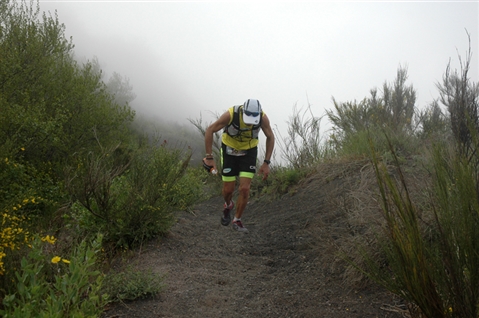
[275,104,331,169]
[351,135,479,318]
[327,66,421,160]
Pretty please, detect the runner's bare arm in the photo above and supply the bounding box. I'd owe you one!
[259,114,275,180]
[261,114,275,161]
[205,111,230,156]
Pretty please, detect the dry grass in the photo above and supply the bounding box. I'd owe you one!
[296,156,432,293]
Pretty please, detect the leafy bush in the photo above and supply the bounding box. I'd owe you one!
[0,156,62,222]
[167,166,204,210]
[0,0,208,312]
[0,0,134,174]
[0,235,106,318]
[0,157,61,290]
[65,143,202,249]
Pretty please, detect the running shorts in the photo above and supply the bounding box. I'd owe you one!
[221,143,257,181]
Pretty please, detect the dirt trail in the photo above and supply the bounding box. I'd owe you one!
[102,168,407,318]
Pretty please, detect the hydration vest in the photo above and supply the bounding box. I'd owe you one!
[223,105,262,142]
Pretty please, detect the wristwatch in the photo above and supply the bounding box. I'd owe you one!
[264,159,271,165]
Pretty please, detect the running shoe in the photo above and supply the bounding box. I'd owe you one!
[232,219,248,233]
[221,201,234,226]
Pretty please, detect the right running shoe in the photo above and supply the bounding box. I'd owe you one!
[221,201,234,226]
[232,219,248,233]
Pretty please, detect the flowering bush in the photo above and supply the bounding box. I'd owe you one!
[0,210,31,275]
[0,234,106,317]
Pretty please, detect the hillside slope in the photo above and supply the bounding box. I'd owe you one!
[102,160,411,317]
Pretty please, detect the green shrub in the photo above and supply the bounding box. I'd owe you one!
[334,126,420,161]
[0,234,106,318]
[65,143,202,249]
[0,156,61,219]
[0,0,134,176]
[0,156,62,292]
[257,166,306,197]
[101,265,165,303]
[167,166,204,210]
[327,66,419,159]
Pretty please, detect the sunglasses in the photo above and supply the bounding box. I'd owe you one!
[244,110,260,117]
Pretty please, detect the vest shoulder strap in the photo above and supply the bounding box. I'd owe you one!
[232,105,240,127]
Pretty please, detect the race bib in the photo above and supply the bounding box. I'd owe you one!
[226,146,247,156]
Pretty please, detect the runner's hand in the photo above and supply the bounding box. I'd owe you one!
[259,162,270,180]
[203,158,217,174]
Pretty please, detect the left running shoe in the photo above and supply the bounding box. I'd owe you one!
[232,219,248,233]
[221,201,234,226]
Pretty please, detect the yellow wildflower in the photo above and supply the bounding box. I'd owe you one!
[61,259,70,264]
[41,235,56,244]
[51,256,61,264]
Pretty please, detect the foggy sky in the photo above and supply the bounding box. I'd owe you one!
[39,1,478,137]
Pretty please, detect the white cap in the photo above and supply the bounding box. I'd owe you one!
[242,99,262,125]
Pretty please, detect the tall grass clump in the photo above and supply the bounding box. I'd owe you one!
[359,137,479,317]
[353,38,479,317]
[431,144,479,316]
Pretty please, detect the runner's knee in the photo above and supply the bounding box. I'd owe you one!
[238,184,250,197]
[223,182,235,194]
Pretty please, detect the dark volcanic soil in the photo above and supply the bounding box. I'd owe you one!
[102,163,409,318]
